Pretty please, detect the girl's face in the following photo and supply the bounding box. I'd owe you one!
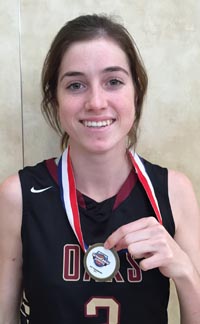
[57,37,135,155]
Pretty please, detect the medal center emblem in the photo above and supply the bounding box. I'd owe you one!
[93,251,110,267]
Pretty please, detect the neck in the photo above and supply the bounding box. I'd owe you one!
[69,144,132,202]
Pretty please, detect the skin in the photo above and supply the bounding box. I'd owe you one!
[57,38,135,154]
[0,37,200,323]
[0,175,22,324]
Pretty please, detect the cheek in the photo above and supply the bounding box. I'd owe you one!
[57,109,65,131]
[57,98,80,133]
[57,97,72,119]
[57,102,70,130]
[125,100,136,130]
[124,86,136,110]
[125,96,136,117]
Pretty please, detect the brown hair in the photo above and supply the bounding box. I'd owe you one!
[41,14,148,150]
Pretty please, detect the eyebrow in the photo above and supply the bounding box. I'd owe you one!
[59,66,129,82]
[103,66,129,75]
[60,71,84,82]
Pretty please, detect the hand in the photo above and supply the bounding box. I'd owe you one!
[104,217,190,279]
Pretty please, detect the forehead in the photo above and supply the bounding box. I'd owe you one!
[59,37,130,71]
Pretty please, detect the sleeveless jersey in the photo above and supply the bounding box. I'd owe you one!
[19,157,175,324]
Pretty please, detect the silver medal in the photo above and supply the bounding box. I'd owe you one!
[84,243,120,282]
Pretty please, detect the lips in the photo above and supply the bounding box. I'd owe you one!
[81,119,115,128]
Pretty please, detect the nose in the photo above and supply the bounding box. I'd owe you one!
[85,86,107,111]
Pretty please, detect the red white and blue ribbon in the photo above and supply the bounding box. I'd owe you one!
[58,146,162,252]
[58,147,86,252]
[128,148,162,225]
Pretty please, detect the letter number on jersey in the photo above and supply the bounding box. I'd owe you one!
[85,297,120,323]
[63,244,80,281]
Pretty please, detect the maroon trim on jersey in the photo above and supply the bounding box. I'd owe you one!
[113,169,137,210]
[76,190,86,208]
[45,158,137,210]
[46,158,58,184]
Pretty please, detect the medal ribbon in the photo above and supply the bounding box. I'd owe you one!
[58,146,162,252]
[128,149,162,225]
[58,147,86,251]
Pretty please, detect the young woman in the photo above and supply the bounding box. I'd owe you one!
[0,14,200,324]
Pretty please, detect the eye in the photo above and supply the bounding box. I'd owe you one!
[107,78,124,87]
[67,82,85,91]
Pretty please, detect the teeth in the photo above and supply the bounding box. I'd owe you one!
[82,120,114,128]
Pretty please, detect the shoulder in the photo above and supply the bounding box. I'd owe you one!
[168,169,194,196]
[168,169,200,272]
[168,169,200,229]
[168,169,198,215]
[0,174,22,247]
[0,174,22,210]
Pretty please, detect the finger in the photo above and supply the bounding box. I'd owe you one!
[112,228,152,251]
[128,241,157,259]
[104,217,158,249]
[139,254,166,271]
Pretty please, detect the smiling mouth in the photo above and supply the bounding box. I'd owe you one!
[81,119,115,128]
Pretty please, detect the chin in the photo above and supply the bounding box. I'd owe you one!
[86,145,110,154]
[83,140,124,155]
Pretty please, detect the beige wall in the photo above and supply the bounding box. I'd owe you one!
[0,0,23,178]
[1,0,200,322]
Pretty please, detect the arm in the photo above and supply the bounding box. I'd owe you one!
[0,175,23,324]
[168,170,200,324]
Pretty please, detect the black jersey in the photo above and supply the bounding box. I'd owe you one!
[19,157,175,324]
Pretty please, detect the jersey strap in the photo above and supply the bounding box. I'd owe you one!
[58,147,163,252]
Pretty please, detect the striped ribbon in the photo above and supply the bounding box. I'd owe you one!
[58,146,162,252]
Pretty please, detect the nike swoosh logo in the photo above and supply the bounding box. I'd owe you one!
[30,186,53,193]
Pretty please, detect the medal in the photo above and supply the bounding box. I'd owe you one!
[84,243,120,281]
[58,147,162,282]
